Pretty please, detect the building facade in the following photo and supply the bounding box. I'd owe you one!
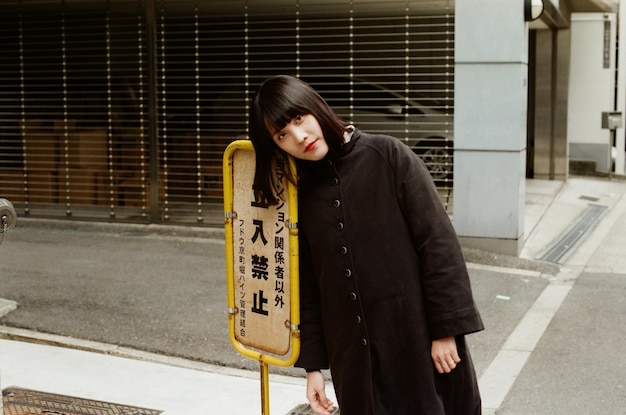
[0,0,622,254]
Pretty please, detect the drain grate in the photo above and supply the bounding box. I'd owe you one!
[286,403,340,415]
[2,387,162,415]
[537,204,608,263]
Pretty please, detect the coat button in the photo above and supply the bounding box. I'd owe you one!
[361,338,368,346]
[336,222,344,231]
[356,315,362,324]
[344,269,352,277]
[349,292,357,300]
[332,199,341,208]
[340,246,348,255]
[331,177,339,186]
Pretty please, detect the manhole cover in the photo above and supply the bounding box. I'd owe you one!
[2,387,162,415]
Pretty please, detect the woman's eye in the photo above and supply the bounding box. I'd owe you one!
[295,114,303,123]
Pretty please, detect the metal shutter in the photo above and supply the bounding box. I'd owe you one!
[0,0,454,226]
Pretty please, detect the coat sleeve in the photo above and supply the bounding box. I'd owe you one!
[394,143,484,340]
[294,229,330,371]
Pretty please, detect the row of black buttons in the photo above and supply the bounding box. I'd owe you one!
[330,172,366,347]
[349,290,364,343]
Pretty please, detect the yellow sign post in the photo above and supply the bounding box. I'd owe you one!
[223,140,300,415]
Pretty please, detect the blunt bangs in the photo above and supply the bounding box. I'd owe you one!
[260,95,307,136]
[256,79,316,136]
[248,74,348,205]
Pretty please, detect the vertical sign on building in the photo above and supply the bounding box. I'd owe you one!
[604,20,611,69]
[223,140,300,367]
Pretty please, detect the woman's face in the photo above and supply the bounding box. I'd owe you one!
[270,114,329,161]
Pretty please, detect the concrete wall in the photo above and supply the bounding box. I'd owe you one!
[453,0,529,255]
[617,4,626,175]
[568,13,617,174]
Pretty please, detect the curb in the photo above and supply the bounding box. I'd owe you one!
[0,325,306,386]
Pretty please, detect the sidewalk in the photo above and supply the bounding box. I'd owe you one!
[0,331,318,415]
[2,176,626,414]
[482,176,626,414]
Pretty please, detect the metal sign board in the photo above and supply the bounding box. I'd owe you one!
[223,140,300,367]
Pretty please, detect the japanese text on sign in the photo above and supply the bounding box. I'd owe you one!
[231,150,292,355]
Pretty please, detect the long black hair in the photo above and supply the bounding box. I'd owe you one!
[249,75,348,205]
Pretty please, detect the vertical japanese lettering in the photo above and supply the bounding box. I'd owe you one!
[251,219,268,245]
[237,219,246,337]
[252,290,269,316]
[230,147,294,354]
[251,254,269,280]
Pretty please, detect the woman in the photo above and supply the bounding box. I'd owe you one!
[249,75,484,415]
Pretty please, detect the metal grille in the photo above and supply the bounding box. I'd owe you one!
[537,204,608,263]
[2,387,162,415]
[0,0,454,226]
[287,402,341,414]
[0,0,152,222]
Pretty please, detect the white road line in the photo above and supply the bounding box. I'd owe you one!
[478,268,579,412]
[466,262,549,279]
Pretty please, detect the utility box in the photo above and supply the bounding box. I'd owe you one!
[601,111,623,130]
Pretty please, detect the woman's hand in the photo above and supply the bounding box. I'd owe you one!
[432,336,461,374]
[306,370,335,415]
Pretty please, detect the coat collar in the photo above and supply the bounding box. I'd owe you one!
[332,127,361,159]
[296,128,362,180]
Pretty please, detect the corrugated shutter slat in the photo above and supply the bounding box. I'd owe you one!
[0,0,454,225]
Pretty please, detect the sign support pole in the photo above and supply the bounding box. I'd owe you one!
[261,361,270,415]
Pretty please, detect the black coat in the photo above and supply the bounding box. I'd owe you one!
[294,130,484,415]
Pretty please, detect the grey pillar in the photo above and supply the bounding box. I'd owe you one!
[453,0,529,255]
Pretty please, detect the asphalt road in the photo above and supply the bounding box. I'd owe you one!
[2,214,625,414]
[0,219,555,378]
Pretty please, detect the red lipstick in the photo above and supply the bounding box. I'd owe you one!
[305,140,317,152]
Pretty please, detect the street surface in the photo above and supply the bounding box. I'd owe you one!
[1,177,625,414]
